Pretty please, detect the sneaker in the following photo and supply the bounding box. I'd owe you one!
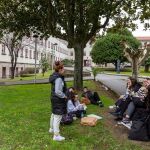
[121,117,130,124]
[53,135,65,141]
[99,103,104,107]
[121,121,132,129]
[109,105,116,109]
[49,128,53,133]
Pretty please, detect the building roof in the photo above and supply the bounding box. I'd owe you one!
[136,36,150,41]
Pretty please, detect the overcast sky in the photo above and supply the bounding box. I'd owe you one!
[132,20,150,37]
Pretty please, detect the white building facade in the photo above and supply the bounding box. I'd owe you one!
[0,36,71,78]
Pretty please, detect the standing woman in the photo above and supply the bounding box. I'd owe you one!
[49,61,67,141]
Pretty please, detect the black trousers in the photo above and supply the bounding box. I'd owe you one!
[69,110,86,118]
[90,92,102,105]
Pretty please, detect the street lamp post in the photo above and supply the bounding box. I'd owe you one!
[51,43,58,73]
[33,35,38,84]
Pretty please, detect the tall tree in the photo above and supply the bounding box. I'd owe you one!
[0,0,150,89]
[122,42,150,79]
[91,29,141,70]
[91,33,127,69]
[144,57,150,72]
[0,33,26,79]
[40,55,49,76]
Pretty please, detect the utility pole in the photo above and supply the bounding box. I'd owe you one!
[33,35,38,84]
[51,43,58,73]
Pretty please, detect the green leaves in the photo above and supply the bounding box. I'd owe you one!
[91,29,140,65]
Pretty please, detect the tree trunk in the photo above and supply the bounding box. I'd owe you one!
[145,64,150,72]
[10,53,17,79]
[11,65,15,79]
[114,61,117,71]
[74,44,84,90]
[10,56,15,79]
[132,58,139,80]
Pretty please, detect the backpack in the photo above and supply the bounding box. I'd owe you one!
[128,110,150,141]
[61,113,73,125]
[81,117,97,126]
[128,120,150,141]
[81,97,91,105]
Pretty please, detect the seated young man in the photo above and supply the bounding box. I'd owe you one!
[67,93,86,118]
[82,87,104,107]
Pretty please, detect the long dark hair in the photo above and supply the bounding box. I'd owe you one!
[70,92,76,106]
[127,77,137,90]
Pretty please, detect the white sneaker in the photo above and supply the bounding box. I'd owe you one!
[49,128,53,133]
[53,135,65,141]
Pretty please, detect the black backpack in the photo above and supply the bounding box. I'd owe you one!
[128,110,150,141]
[128,119,150,141]
[61,113,73,125]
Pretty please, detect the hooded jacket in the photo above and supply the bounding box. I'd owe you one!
[49,72,67,115]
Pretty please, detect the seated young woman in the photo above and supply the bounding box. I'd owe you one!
[67,93,86,118]
[111,77,141,120]
[121,79,150,124]
[82,87,104,107]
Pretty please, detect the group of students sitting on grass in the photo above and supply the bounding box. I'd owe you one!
[49,61,104,141]
[110,77,150,141]
[65,86,104,120]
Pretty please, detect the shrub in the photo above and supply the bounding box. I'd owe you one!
[20,68,39,77]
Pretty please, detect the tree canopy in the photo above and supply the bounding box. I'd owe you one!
[0,0,150,89]
[91,29,141,66]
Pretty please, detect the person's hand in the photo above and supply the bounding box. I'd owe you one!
[82,103,86,106]
[119,95,124,99]
[64,96,67,99]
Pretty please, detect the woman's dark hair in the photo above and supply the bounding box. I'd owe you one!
[54,61,64,72]
[70,92,76,106]
[127,77,137,89]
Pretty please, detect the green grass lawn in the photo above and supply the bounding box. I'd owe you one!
[97,67,150,77]
[0,81,144,150]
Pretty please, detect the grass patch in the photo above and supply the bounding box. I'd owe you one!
[0,81,144,150]
[96,67,150,77]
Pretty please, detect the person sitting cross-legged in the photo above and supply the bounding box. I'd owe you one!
[67,93,86,118]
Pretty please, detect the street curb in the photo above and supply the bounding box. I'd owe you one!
[99,73,150,80]
[0,76,94,86]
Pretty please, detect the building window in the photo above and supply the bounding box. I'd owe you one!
[1,44,6,55]
[33,51,35,59]
[21,67,23,71]
[37,52,38,60]
[2,67,6,78]
[84,51,86,56]
[45,40,47,48]
[20,49,23,57]
[40,39,43,45]
[48,41,50,48]
[51,43,53,49]
[71,52,73,56]
[29,50,32,59]
[9,67,12,77]
[25,49,28,58]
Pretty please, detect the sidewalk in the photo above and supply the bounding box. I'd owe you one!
[102,72,150,80]
[0,76,94,86]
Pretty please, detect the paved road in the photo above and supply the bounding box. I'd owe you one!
[96,74,128,95]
